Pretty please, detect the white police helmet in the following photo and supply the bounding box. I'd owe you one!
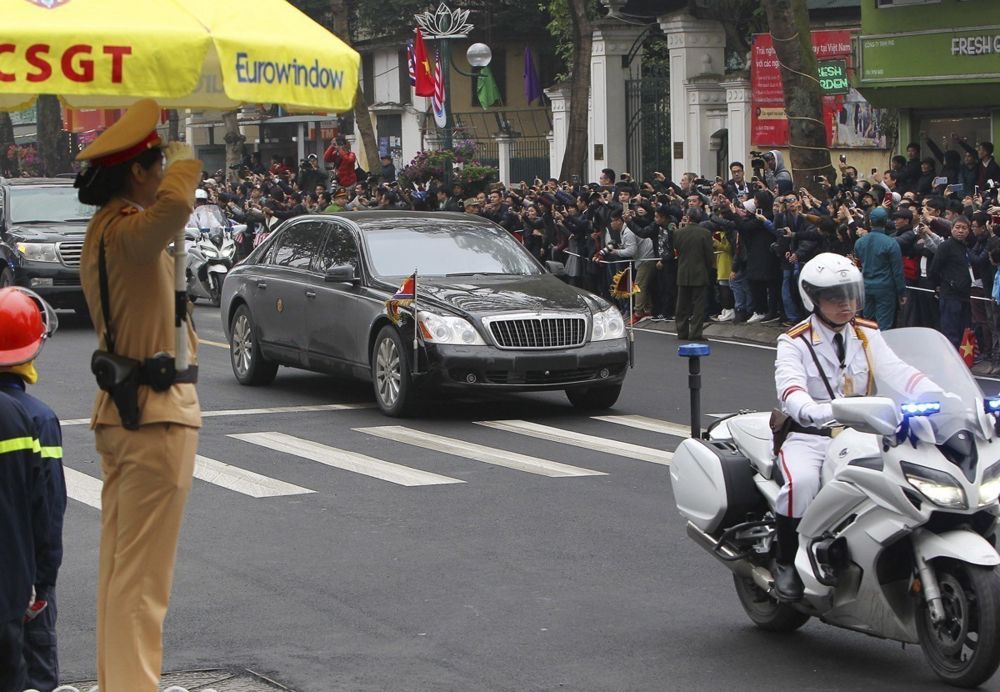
[798,252,864,313]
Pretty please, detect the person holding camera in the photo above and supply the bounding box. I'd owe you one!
[323,138,357,188]
[603,208,655,324]
[74,100,202,692]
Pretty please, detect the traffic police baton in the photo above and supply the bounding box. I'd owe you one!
[174,226,188,371]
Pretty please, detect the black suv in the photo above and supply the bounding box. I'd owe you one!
[0,177,93,314]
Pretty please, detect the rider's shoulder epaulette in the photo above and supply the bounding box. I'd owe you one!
[853,317,879,330]
[785,320,810,339]
[119,205,139,216]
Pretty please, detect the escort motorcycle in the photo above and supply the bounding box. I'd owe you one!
[671,327,1000,688]
[184,205,241,306]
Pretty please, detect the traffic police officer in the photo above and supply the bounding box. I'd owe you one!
[773,253,939,601]
[0,287,65,691]
[75,99,202,691]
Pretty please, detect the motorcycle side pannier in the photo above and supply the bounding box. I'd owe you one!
[671,438,763,534]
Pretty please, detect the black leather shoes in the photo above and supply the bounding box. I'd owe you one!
[773,561,804,601]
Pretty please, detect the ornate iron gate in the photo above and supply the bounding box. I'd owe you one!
[625,73,671,182]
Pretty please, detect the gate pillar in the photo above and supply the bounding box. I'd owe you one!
[722,79,752,172]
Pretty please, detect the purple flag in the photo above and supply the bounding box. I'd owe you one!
[524,47,542,105]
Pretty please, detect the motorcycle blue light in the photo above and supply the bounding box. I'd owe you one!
[986,398,1000,413]
[901,402,941,416]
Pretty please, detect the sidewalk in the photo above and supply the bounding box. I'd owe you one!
[633,316,783,347]
[63,668,290,692]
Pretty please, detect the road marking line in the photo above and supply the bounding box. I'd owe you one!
[230,432,464,487]
[200,338,230,349]
[60,402,374,427]
[193,455,314,498]
[64,467,102,510]
[474,420,673,466]
[356,426,606,478]
[592,415,691,438]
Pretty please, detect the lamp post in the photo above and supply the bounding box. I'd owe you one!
[414,3,491,154]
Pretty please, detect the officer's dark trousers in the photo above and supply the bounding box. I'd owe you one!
[939,294,971,348]
[863,285,897,330]
[24,587,58,691]
[0,616,26,692]
[676,284,707,339]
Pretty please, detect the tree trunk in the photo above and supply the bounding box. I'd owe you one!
[328,0,380,174]
[761,0,834,197]
[559,0,592,182]
[168,109,180,143]
[36,95,71,176]
[0,113,15,177]
[222,110,245,183]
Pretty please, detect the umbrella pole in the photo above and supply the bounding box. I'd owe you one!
[175,227,188,371]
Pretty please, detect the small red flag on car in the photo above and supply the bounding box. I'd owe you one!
[385,272,417,324]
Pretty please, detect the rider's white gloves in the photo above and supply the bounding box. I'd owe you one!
[803,402,834,427]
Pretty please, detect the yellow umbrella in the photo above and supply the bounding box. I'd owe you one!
[0,0,360,112]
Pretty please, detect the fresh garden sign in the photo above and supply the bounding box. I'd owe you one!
[818,60,849,95]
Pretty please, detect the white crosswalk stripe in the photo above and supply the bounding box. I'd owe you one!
[592,415,691,438]
[64,467,103,510]
[193,455,315,497]
[356,426,606,478]
[475,419,673,465]
[230,432,464,486]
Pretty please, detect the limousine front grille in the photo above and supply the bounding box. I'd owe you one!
[58,240,84,267]
[484,315,587,350]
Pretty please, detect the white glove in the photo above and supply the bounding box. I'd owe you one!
[163,142,194,168]
[804,402,834,427]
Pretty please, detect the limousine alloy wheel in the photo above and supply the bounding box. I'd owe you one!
[230,305,278,386]
[372,325,414,417]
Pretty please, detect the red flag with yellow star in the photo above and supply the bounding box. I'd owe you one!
[413,28,435,97]
[960,327,977,367]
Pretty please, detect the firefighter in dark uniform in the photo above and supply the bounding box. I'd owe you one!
[0,378,49,691]
[74,99,201,691]
[0,287,65,691]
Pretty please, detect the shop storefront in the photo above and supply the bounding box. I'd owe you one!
[857,0,1000,154]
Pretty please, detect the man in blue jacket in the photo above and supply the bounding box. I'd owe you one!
[0,288,64,691]
[853,207,906,330]
[0,384,49,692]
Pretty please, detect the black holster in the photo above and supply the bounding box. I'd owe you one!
[91,350,141,430]
[770,408,793,457]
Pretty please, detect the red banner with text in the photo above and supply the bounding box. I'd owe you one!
[751,30,887,149]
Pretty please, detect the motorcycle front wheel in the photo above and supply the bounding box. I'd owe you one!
[916,562,1000,688]
[732,573,810,633]
[208,276,222,307]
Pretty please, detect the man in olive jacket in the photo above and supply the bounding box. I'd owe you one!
[673,208,716,339]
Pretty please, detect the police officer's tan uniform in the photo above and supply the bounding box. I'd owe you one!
[77,100,201,691]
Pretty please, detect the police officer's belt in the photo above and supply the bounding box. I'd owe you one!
[788,422,844,437]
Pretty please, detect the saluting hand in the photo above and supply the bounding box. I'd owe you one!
[163,142,195,168]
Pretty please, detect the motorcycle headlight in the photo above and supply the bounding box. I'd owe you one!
[592,306,625,341]
[201,246,219,258]
[15,242,59,263]
[417,310,485,345]
[901,461,967,509]
[980,463,1000,506]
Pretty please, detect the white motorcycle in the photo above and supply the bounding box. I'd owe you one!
[672,327,1000,688]
[185,226,237,307]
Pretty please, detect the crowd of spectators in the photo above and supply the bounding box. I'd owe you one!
[199,135,1000,371]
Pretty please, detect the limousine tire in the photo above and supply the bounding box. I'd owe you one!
[565,383,621,411]
[372,325,415,417]
[230,304,278,386]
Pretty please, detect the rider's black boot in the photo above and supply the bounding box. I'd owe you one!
[773,514,804,602]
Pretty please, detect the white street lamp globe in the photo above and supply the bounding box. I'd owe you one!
[466,43,492,68]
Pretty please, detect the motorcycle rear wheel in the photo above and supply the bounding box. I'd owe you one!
[732,573,810,632]
[916,562,1000,688]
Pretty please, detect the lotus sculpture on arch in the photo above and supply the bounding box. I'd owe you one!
[414,2,473,39]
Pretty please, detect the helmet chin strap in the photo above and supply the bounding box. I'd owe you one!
[813,308,852,330]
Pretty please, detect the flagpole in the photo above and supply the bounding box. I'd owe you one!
[412,268,419,375]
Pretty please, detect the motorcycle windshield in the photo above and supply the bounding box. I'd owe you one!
[878,327,988,443]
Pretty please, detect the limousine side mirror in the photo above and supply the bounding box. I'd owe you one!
[324,264,357,284]
[545,260,566,277]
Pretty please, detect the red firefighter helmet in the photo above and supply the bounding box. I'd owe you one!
[0,287,58,366]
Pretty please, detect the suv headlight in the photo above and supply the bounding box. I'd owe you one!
[980,463,1000,506]
[16,242,59,263]
[901,461,966,509]
[417,310,485,345]
[591,306,625,341]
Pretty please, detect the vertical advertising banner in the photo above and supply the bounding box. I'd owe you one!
[751,30,888,149]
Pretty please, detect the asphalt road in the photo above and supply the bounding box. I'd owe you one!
[29,305,1000,691]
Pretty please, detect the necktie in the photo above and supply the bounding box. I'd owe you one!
[834,332,846,367]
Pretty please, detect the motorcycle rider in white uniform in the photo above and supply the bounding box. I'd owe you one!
[773,253,940,601]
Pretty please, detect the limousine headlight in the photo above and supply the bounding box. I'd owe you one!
[417,310,486,345]
[592,306,625,341]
